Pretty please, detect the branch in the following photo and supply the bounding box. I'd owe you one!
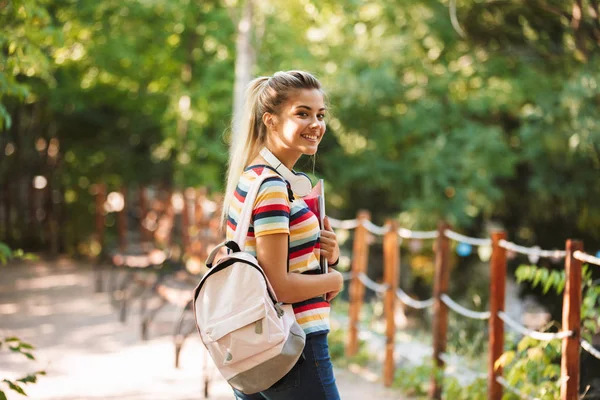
[537,0,571,20]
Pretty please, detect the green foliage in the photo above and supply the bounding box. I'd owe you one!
[0,245,44,398]
[517,263,600,341]
[392,361,436,398]
[494,263,600,399]
[0,337,46,398]
[0,242,38,265]
[392,360,488,400]
[496,336,563,400]
[328,326,372,368]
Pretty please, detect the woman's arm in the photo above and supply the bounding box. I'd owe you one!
[255,233,343,304]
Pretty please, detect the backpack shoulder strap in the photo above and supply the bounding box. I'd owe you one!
[233,172,288,248]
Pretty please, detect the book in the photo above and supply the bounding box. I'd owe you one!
[303,179,328,274]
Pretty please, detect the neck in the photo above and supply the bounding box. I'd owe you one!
[263,142,301,170]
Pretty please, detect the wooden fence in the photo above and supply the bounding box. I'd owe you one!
[337,211,599,400]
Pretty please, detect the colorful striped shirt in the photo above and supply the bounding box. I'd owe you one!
[226,165,330,336]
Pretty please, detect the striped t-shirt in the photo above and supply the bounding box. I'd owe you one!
[226,164,330,336]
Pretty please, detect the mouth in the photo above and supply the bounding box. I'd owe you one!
[301,134,319,143]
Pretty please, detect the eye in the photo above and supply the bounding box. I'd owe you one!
[297,112,308,117]
[317,114,325,120]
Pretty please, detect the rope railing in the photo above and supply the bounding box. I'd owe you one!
[581,338,600,360]
[398,228,439,239]
[495,377,540,400]
[340,271,353,281]
[573,250,600,266]
[498,311,573,341]
[499,239,567,259]
[396,288,435,309]
[444,229,492,247]
[328,217,440,239]
[354,270,435,309]
[357,272,390,293]
[328,217,360,230]
[440,294,491,320]
[362,220,391,236]
[338,210,594,399]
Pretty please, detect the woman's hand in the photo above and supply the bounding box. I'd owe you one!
[320,216,340,265]
[325,269,343,302]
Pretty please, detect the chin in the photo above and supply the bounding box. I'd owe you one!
[301,146,319,156]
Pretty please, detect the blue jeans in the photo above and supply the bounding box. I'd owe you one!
[232,333,340,400]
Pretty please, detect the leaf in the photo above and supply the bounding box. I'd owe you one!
[2,380,26,396]
[0,242,11,258]
[0,104,11,131]
[4,337,20,342]
[17,374,38,384]
[22,352,35,360]
[542,273,554,294]
[495,351,515,369]
[0,390,7,400]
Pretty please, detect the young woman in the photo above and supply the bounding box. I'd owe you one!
[221,70,344,399]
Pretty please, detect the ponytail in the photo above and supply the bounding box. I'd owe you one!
[221,77,269,225]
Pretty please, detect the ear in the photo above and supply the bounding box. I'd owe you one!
[262,112,277,129]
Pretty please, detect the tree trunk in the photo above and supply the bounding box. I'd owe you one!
[232,0,255,143]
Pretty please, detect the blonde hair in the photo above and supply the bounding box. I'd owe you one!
[221,70,324,225]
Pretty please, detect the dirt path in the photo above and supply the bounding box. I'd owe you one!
[0,258,406,400]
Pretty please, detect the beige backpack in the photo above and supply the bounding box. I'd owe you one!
[192,174,306,394]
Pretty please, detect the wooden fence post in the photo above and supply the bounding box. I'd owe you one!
[561,239,583,400]
[489,231,507,400]
[429,221,450,400]
[118,186,127,252]
[139,186,149,243]
[95,183,106,253]
[383,219,400,387]
[182,188,192,250]
[93,183,107,293]
[346,210,371,357]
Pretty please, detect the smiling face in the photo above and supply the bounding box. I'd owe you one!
[263,88,327,168]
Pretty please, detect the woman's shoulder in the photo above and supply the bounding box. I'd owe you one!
[242,164,287,187]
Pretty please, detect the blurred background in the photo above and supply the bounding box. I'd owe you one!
[1,0,600,399]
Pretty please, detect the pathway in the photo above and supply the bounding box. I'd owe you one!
[0,257,406,400]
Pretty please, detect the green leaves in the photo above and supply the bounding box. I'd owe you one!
[1,336,45,398]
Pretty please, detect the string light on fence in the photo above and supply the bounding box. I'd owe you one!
[408,239,423,253]
[477,245,492,262]
[456,242,472,257]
